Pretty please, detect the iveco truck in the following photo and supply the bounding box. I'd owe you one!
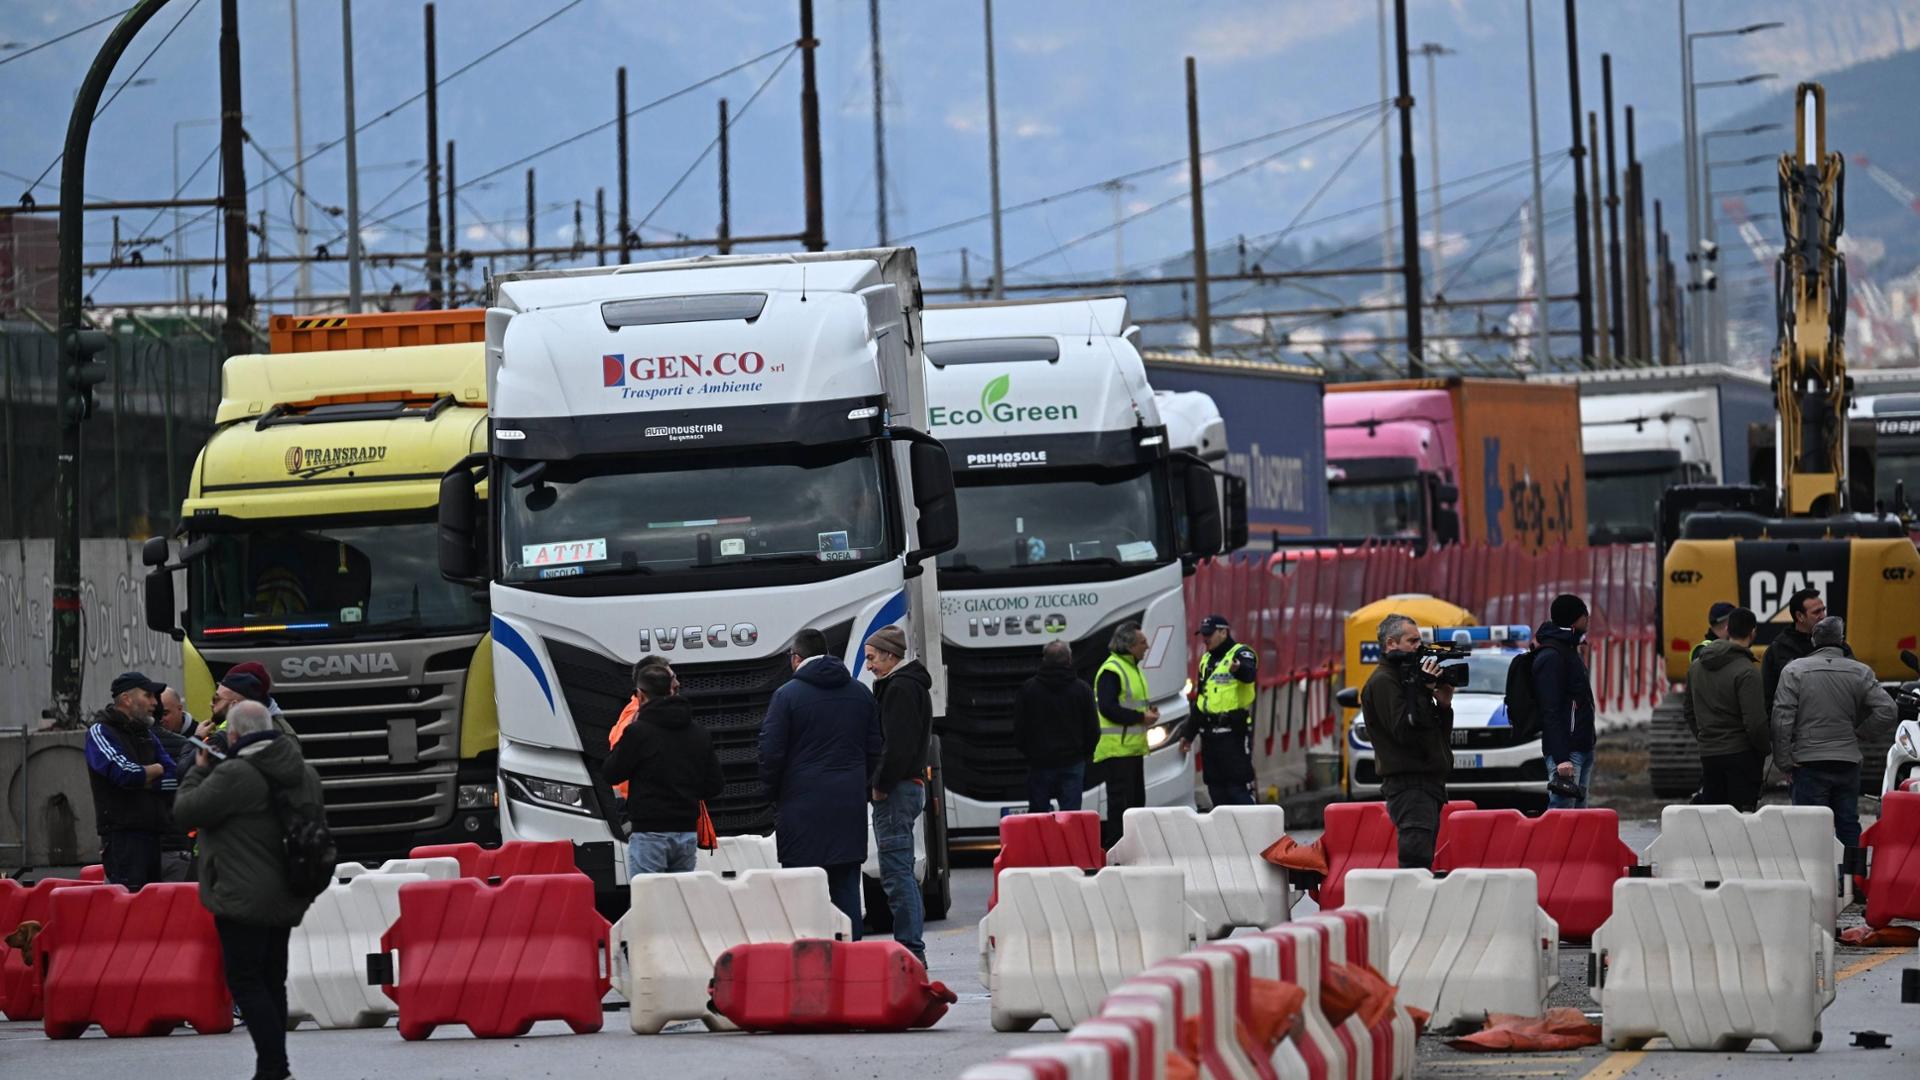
[143,310,499,861]
[922,297,1236,839]
[436,250,959,913]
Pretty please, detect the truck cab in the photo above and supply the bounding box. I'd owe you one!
[922,297,1230,838]
[143,311,499,860]
[437,250,959,910]
[1323,387,1462,551]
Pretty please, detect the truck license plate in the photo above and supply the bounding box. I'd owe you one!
[1453,754,1482,769]
[1000,805,1025,818]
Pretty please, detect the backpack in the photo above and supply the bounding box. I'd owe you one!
[248,762,337,900]
[1503,647,1543,740]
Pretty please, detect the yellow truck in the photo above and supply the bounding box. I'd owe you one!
[142,311,498,859]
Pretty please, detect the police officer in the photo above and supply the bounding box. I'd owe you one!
[1093,621,1156,847]
[1180,614,1259,807]
[1690,601,1735,662]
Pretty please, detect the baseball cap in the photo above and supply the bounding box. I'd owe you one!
[109,671,162,697]
[1196,614,1231,636]
[1707,601,1735,625]
[219,671,269,704]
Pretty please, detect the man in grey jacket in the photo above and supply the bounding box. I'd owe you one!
[1771,616,1896,847]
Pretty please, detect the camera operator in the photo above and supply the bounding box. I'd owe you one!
[1360,613,1456,869]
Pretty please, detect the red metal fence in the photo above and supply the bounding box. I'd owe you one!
[1184,543,1664,717]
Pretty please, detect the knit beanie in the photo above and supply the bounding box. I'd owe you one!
[1550,593,1589,627]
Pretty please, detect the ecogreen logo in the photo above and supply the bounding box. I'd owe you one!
[930,374,1080,427]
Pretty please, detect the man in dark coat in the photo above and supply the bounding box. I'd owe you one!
[1014,639,1099,813]
[84,671,176,889]
[759,627,884,935]
[1361,615,1455,869]
[1534,593,1597,808]
[1761,588,1825,716]
[601,663,724,875]
[864,624,932,964]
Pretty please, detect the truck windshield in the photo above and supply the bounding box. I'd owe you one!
[1587,468,1679,543]
[1328,478,1423,539]
[1876,449,1920,514]
[499,442,893,581]
[190,518,486,644]
[937,464,1172,573]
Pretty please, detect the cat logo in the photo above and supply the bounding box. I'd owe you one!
[284,446,304,474]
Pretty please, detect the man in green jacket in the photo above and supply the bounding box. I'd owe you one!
[174,700,325,1080]
[1682,607,1768,812]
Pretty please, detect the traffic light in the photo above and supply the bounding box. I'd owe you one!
[61,328,110,422]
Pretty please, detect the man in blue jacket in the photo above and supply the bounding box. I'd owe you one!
[759,627,884,935]
[1533,594,1597,808]
[85,671,177,889]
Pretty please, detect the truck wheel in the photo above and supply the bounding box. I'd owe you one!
[1647,691,1700,800]
[922,735,953,921]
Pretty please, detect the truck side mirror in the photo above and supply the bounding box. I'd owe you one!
[1220,472,1250,554]
[141,536,170,568]
[1903,649,1919,674]
[1179,454,1223,559]
[1335,686,1360,709]
[144,565,180,640]
[439,459,486,584]
[1430,476,1462,548]
[905,439,960,565]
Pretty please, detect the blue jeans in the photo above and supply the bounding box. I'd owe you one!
[1790,761,1862,848]
[627,831,698,876]
[1207,779,1257,807]
[824,862,863,940]
[1026,763,1086,813]
[1546,749,1595,809]
[872,779,926,961]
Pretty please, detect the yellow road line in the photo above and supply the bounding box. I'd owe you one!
[1573,945,1910,1079]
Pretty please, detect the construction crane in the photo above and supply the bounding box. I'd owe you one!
[1850,153,1920,216]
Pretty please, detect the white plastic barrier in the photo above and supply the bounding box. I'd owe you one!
[1592,878,1833,1052]
[1100,991,1182,1080]
[1299,910,1415,1080]
[619,867,850,1033]
[1071,1016,1164,1080]
[1343,868,1558,1029]
[982,866,1204,1032]
[1153,952,1265,1080]
[1200,938,1307,1080]
[1258,925,1353,1080]
[288,870,430,1028]
[1645,804,1848,931]
[693,834,779,877]
[1108,805,1291,938]
[328,856,462,882]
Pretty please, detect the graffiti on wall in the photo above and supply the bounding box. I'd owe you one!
[0,541,183,724]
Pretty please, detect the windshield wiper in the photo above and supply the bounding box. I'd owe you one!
[1057,555,1125,567]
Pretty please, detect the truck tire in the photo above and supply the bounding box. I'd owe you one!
[922,735,953,921]
[1648,691,1701,800]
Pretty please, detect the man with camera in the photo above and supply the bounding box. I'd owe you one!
[1361,613,1456,869]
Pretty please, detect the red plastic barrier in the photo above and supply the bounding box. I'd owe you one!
[709,938,957,1032]
[37,883,232,1038]
[78,865,104,882]
[1314,800,1474,908]
[1432,808,1637,940]
[1196,943,1284,1080]
[1129,967,1232,1080]
[0,877,87,1020]
[1863,791,1920,929]
[1259,927,1352,1080]
[991,810,1106,908]
[379,873,610,1039]
[1901,778,1920,793]
[1070,1012,1158,1080]
[407,839,580,882]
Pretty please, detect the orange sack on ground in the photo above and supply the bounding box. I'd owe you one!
[1838,924,1920,947]
[1445,1008,1603,1052]
[1261,835,1329,875]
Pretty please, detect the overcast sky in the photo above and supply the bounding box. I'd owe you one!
[1,0,1912,310]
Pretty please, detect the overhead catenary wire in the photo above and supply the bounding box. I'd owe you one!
[0,6,135,68]
[633,43,797,234]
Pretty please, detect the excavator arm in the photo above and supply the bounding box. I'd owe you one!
[1774,82,1851,516]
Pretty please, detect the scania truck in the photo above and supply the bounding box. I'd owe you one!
[436,249,959,913]
[922,297,1235,839]
[143,310,499,861]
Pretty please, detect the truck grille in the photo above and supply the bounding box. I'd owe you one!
[544,622,850,837]
[210,658,464,841]
[940,614,1136,803]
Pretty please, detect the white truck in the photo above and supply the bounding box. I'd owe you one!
[921,297,1238,838]
[1533,365,1773,544]
[1850,369,1920,518]
[437,249,960,914]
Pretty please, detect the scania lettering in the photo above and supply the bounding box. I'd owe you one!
[923,297,1241,838]
[143,310,500,861]
[439,250,959,916]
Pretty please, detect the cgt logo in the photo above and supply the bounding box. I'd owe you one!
[603,352,767,386]
[1669,569,1703,585]
[1886,566,1916,582]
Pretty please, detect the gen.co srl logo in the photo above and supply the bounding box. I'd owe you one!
[602,352,769,386]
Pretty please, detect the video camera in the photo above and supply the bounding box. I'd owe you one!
[1415,642,1472,687]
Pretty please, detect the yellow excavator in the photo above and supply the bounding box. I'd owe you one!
[1648,83,1920,799]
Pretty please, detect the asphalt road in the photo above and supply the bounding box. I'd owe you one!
[5,819,1917,1079]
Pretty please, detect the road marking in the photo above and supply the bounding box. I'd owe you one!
[1571,945,1909,1079]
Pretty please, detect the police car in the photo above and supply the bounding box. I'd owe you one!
[1346,625,1549,803]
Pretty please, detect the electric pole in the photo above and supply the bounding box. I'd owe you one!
[1185,57,1211,355]
[219,0,252,356]
[983,0,1004,296]
[423,3,443,307]
[1393,0,1424,373]
[799,0,825,251]
[288,0,311,310]
[1563,0,1595,363]
[1416,42,1454,294]
[341,0,363,312]
[869,0,888,245]
[617,67,631,262]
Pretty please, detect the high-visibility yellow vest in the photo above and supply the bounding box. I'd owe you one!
[1196,643,1257,717]
[1093,652,1151,762]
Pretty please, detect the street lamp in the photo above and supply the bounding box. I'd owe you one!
[1712,184,1772,200]
[1679,4,1781,363]
[1708,153,1774,171]
[1694,72,1777,90]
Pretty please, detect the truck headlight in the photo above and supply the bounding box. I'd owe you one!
[457,783,498,810]
[1350,719,1369,745]
[1147,724,1172,750]
[503,771,594,816]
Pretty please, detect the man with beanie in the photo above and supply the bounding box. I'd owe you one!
[600,663,723,874]
[1772,616,1896,847]
[863,624,932,965]
[1014,640,1100,812]
[1534,593,1597,808]
[84,671,177,889]
[1179,614,1260,807]
[1691,601,1736,662]
[1683,607,1769,811]
[209,669,298,744]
